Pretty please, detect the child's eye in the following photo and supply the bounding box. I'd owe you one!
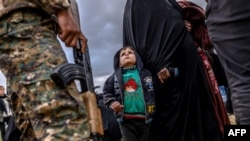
[120,52,125,56]
[128,51,134,54]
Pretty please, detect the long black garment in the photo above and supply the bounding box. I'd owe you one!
[123,0,222,141]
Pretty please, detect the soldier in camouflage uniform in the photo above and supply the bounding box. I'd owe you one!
[0,0,90,140]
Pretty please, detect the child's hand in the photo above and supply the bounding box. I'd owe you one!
[157,68,170,83]
[110,101,124,113]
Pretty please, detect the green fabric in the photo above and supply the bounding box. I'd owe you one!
[122,68,145,116]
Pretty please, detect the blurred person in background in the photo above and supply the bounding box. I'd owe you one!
[205,0,250,124]
[0,85,12,141]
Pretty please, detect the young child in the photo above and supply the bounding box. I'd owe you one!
[102,46,155,141]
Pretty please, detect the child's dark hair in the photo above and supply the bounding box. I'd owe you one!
[119,46,134,57]
[120,46,133,52]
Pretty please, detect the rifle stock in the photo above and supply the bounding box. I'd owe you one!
[82,91,104,139]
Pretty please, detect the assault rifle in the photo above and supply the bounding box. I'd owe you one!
[51,42,104,141]
[50,0,104,140]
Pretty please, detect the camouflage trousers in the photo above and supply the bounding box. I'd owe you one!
[0,10,90,140]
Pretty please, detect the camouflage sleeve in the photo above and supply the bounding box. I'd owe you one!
[34,0,71,15]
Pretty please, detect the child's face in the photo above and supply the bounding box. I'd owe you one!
[119,48,136,68]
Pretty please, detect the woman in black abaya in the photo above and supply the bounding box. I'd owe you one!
[123,0,228,140]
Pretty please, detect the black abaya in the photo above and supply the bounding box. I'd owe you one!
[123,0,223,140]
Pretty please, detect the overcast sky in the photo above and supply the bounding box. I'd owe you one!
[0,0,206,93]
[76,0,206,92]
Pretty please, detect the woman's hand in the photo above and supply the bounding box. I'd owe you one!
[184,20,192,32]
[157,68,170,83]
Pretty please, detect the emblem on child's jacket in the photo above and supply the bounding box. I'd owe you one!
[144,77,154,91]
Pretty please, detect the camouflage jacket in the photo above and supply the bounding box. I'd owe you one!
[0,0,71,18]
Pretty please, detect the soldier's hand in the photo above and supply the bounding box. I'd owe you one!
[56,9,87,53]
